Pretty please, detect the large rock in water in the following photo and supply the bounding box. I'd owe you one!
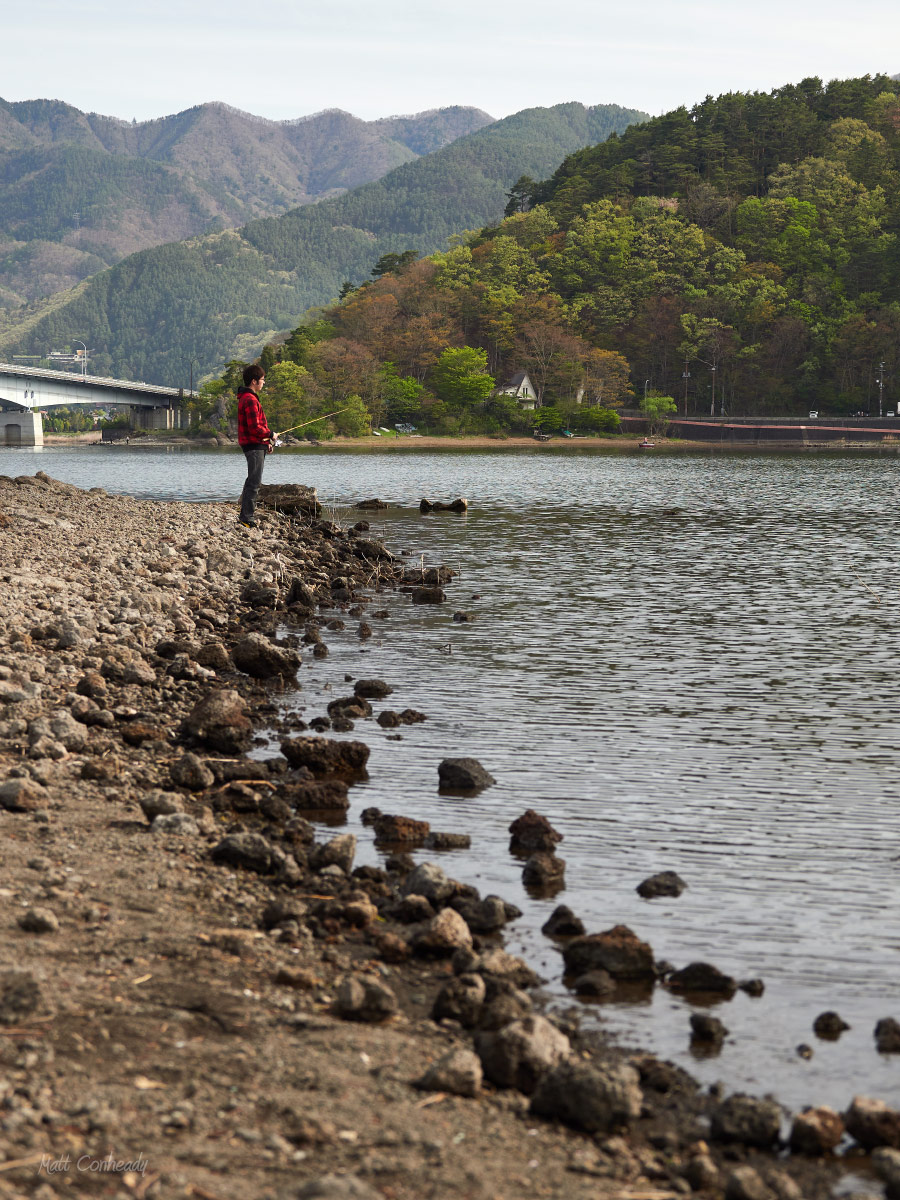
[256,483,321,517]
[563,925,655,981]
[790,1106,845,1155]
[845,1096,900,1149]
[668,961,737,997]
[280,736,369,778]
[438,757,495,791]
[509,809,563,854]
[232,633,300,679]
[181,688,253,753]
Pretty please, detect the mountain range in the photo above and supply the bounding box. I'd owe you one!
[0,99,494,307]
[0,100,649,384]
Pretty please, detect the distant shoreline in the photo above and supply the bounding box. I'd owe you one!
[39,431,900,453]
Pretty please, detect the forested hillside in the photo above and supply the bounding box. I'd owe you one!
[519,74,900,414]
[0,101,649,383]
[0,100,493,307]
[189,73,900,438]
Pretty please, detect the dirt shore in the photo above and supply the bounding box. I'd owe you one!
[42,432,706,452]
[0,471,885,1200]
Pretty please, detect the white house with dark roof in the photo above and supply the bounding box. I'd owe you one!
[495,370,537,410]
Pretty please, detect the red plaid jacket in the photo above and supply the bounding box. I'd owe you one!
[237,389,272,447]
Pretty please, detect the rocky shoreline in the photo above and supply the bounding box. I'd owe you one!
[0,470,895,1200]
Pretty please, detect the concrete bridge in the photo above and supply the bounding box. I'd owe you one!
[0,362,194,447]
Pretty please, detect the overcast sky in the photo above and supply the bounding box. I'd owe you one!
[5,0,898,125]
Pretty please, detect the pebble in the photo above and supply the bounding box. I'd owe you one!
[18,907,59,934]
[151,813,200,836]
[416,1047,483,1097]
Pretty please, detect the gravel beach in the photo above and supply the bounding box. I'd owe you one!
[0,470,886,1200]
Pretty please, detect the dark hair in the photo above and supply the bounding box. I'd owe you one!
[242,362,265,388]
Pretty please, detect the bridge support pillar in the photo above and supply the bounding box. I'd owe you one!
[1,410,42,447]
[133,405,186,431]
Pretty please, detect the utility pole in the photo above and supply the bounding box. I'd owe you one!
[682,359,690,417]
[710,366,716,417]
[878,361,885,418]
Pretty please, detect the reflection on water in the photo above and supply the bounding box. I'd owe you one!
[5,443,900,1111]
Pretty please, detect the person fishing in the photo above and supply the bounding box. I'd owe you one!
[236,362,273,528]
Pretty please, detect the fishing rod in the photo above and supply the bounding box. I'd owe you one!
[273,407,353,439]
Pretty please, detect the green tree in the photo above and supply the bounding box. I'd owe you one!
[264,360,310,434]
[430,346,494,407]
[379,362,427,424]
[532,406,565,432]
[640,393,677,433]
[371,250,419,279]
[570,405,621,433]
[333,393,371,436]
[504,174,536,216]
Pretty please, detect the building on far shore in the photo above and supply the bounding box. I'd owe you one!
[495,370,537,410]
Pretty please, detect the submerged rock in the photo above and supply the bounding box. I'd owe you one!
[690,1013,728,1045]
[419,497,468,513]
[636,870,686,899]
[522,853,566,890]
[668,961,737,998]
[813,1010,850,1040]
[876,1017,900,1053]
[438,757,495,791]
[372,813,430,843]
[541,905,585,939]
[563,926,655,981]
[280,779,350,811]
[280,736,370,777]
[424,831,471,850]
[411,586,445,604]
[508,809,563,855]
[353,678,392,699]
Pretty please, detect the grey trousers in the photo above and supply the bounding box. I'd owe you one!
[239,443,267,524]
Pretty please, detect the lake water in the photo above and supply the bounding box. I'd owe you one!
[4,441,900,1114]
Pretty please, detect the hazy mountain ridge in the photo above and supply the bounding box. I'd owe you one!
[0,99,494,306]
[0,100,649,383]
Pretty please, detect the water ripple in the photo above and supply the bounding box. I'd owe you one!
[6,444,900,1110]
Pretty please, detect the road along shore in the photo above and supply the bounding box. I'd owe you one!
[0,471,891,1200]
